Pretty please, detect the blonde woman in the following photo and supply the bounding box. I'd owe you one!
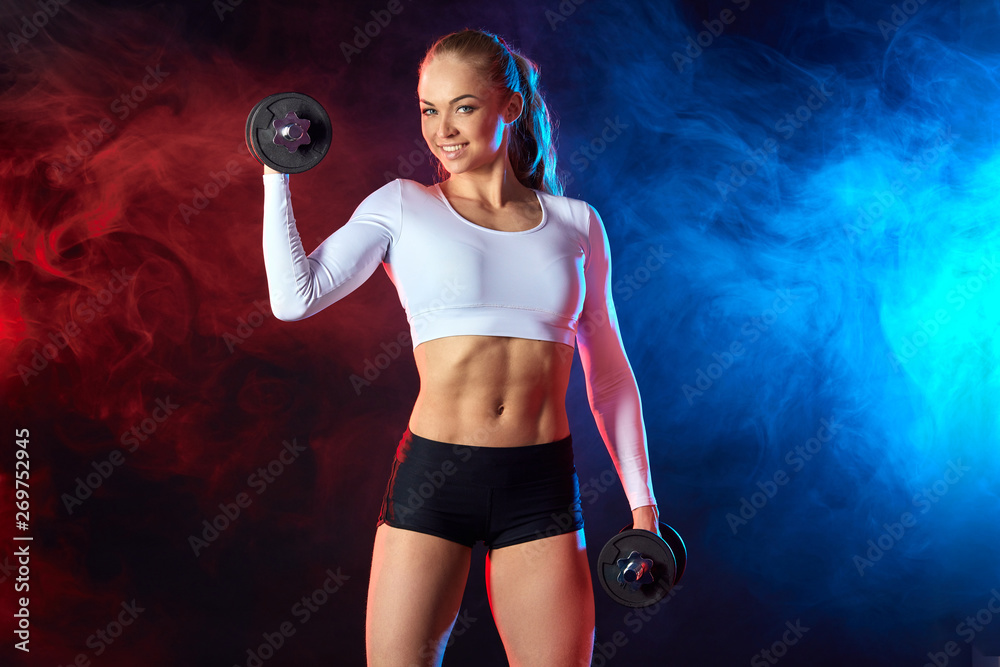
[260,28,659,666]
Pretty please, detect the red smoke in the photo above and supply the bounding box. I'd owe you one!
[1,1,426,663]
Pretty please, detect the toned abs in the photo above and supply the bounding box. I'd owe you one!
[409,335,575,447]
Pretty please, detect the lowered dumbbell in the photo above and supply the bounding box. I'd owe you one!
[245,92,332,173]
[596,521,686,608]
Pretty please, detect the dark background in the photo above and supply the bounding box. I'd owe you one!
[3,0,1000,665]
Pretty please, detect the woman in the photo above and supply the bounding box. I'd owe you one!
[260,28,659,666]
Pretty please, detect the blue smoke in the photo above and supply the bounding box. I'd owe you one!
[8,0,997,663]
[551,0,1000,663]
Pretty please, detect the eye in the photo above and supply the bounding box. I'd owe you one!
[420,105,476,116]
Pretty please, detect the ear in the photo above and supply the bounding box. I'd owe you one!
[504,90,524,125]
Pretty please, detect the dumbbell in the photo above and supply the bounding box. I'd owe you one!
[245,92,331,173]
[596,521,686,608]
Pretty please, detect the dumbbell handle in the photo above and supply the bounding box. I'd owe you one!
[617,550,655,591]
[621,552,651,583]
[280,124,304,141]
[272,111,312,153]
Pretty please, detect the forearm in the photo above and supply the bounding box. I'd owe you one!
[262,172,328,321]
[588,364,658,512]
[578,202,658,514]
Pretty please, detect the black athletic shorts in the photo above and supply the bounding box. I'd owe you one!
[376,428,585,550]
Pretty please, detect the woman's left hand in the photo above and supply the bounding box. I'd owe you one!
[631,504,660,537]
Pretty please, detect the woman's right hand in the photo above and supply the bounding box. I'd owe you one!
[263,165,281,175]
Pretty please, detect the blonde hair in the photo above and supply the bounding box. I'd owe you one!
[419,29,563,196]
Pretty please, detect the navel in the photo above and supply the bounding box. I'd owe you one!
[496,404,505,416]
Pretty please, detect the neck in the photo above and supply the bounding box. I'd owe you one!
[443,157,529,209]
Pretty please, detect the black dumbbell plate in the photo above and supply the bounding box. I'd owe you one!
[246,92,331,174]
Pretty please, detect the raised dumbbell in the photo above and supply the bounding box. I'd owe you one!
[245,92,331,174]
[596,521,687,607]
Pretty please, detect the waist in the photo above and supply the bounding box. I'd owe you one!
[395,427,575,486]
[409,306,578,350]
[410,334,573,446]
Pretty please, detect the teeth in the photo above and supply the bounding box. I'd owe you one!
[442,143,468,152]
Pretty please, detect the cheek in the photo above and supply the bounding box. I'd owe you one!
[420,121,437,145]
[490,123,504,147]
[466,116,503,149]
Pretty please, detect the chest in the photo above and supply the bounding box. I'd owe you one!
[446,198,543,233]
[386,199,588,317]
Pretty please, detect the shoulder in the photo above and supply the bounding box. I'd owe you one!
[354,178,431,214]
[353,178,402,208]
[537,189,605,249]
[360,177,435,199]
[373,177,443,207]
[392,177,433,196]
[538,189,603,228]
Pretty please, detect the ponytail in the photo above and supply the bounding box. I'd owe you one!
[420,29,563,196]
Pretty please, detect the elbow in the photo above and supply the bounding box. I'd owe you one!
[588,365,636,406]
[269,299,308,322]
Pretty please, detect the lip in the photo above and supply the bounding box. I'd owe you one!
[439,142,469,160]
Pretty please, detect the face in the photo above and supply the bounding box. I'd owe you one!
[417,54,522,177]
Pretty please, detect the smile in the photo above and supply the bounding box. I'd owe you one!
[440,143,469,159]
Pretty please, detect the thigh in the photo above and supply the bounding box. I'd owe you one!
[379,433,487,546]
[366,523,473,667]
[485,529,595,667]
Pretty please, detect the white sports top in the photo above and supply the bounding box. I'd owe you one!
[261,173,656,511]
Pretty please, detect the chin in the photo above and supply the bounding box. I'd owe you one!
[447,152,504,176]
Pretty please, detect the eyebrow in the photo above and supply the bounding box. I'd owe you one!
[418,94,481,106]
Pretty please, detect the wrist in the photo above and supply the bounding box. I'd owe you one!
[631,504,660,533]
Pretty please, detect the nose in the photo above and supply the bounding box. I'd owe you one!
[436,112,457,139]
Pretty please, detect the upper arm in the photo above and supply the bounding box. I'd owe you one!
[263,177,401,322]
[307,181,400,284]
[577,204,634,395]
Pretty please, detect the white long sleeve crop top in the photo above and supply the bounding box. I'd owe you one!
[261,173,656,511]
